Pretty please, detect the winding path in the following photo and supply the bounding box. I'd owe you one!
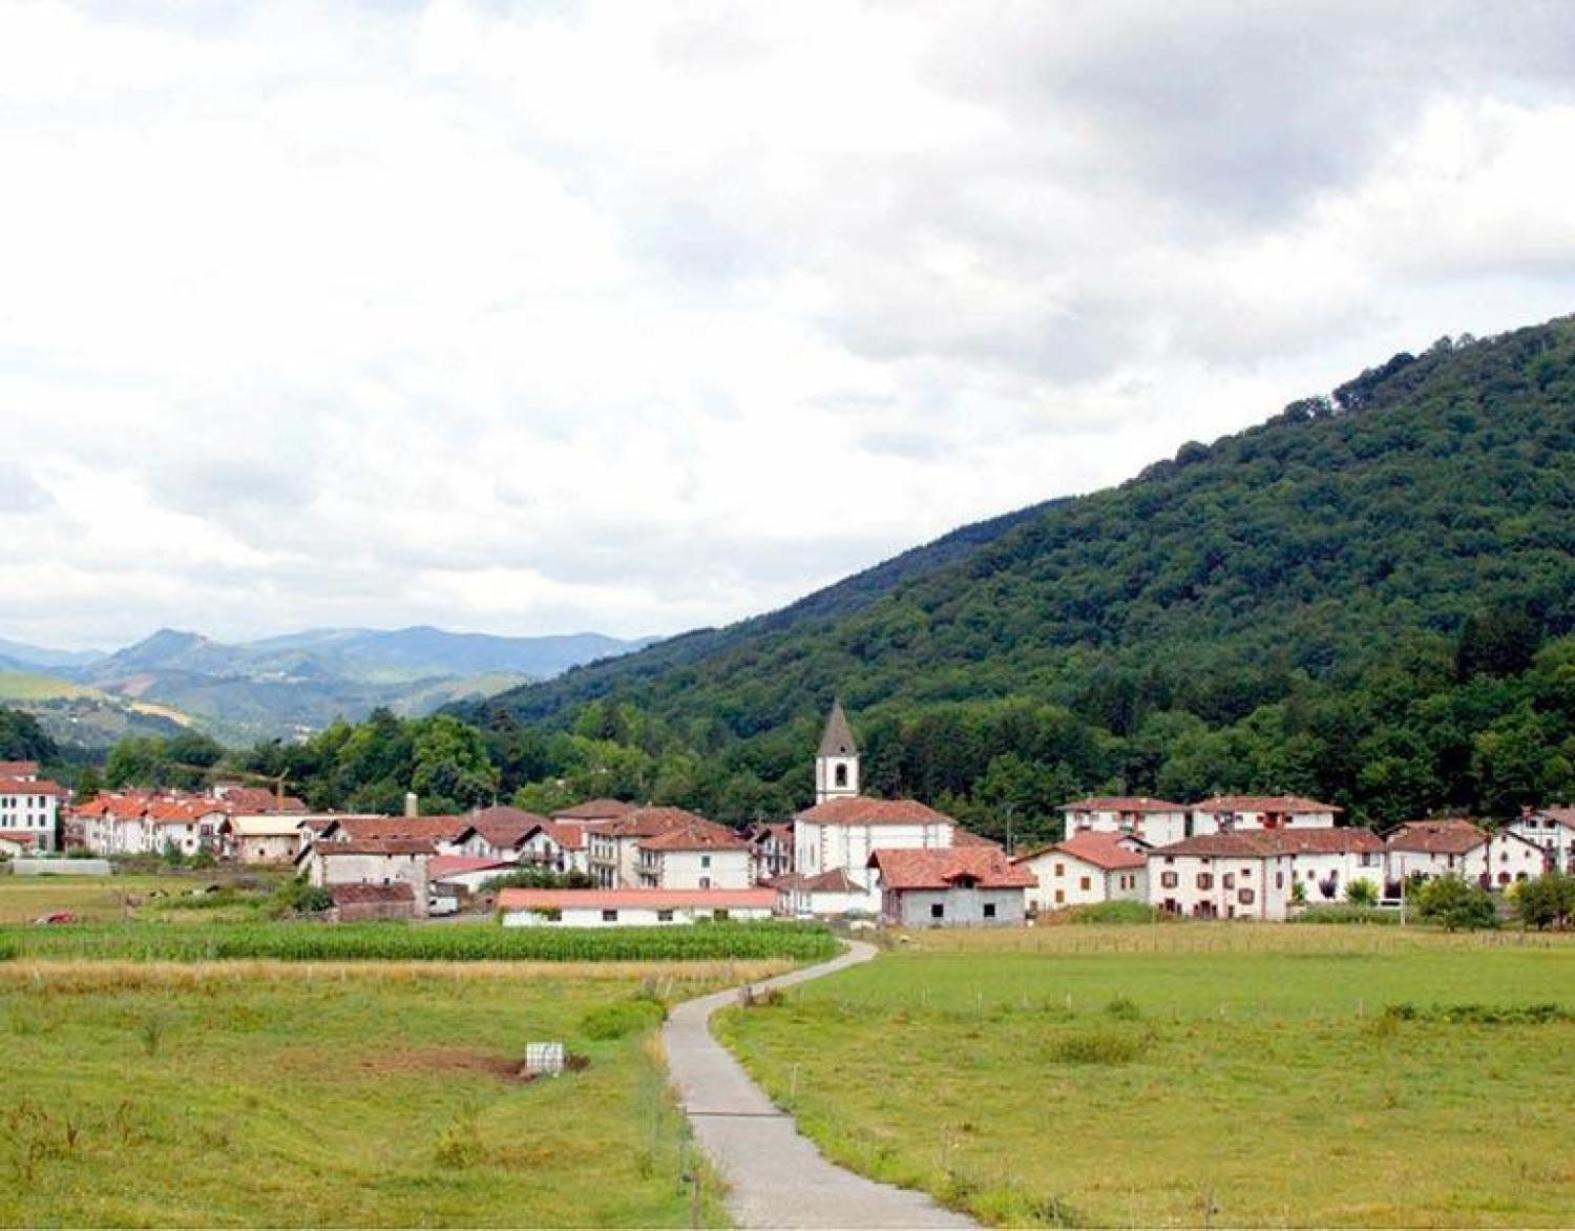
[663,941,976,1229]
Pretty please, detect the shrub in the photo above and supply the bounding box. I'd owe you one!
[1047,1030,1141,1065]
[1512,871,1575,930]
[1104,995,1142,1021]
[268,877,334,918]
[1290,904,1398,926]
[1412,876,1499,931]
[580,998,666,1040]
[1069,900,1159,925]
[1346,878,1379,908]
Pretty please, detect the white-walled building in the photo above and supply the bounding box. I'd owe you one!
[1384,819,1547,890]
[636,822,753,890]
[1150,828,1390,920]
[746,822,794,882]
[793,796,957,909]
[314,816,487,858]
[867,847,1034,928]
[1262,828,1386,904]
[498,887,775,927]
[1057,796,1189,846]
[587,806,727,888]
[298,838,433,914]
[1013,831,1149,912]
[1190,795,1341,834]
[1504,808,1574,875]
[773,868,869,917]
[0,766,62,854]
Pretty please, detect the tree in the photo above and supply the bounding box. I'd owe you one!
[1512,871,1575,930]
[1456,607,1542,680]
[1346,878,1379,908]
[1413,875,1498,931]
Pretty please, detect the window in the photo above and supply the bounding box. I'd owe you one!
[1240,867,1251,878]
[1054,889,1064,904]
[834,764,848,787]
[1223,873,1236,889]
[700,854,711,868]
[699,877,711,889]
[1160,871,1178,889]
[1196,873,1213,889]
[602,909,618,922]
[1239,888,1255,905]
[930,903,945,919]
[983,903,997,919]
[1079,876,1091,891]
[1054,863,1065,878]
[657,910,674,922]
[1275,872,1284,888]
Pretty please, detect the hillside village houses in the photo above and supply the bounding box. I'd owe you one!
[0,760,63,854]
[33,698,1575,927]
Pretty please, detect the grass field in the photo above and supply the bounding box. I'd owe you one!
[0,960,777,1226]
[716,924,1575,1228]
[0,872,256,924]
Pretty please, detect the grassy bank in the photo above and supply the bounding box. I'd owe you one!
[0,962,751,1226]
[717,925,1575,1227]
[0,918,838,964]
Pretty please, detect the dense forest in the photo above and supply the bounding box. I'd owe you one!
[86,318,1575,840]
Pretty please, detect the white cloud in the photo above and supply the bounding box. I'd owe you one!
[1,0,1573,650]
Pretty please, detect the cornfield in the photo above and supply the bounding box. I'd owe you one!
[0,920,837,964]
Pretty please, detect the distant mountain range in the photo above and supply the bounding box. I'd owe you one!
[0,627,653,748]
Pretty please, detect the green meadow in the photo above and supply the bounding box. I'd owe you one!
[0,961,770,1227]
[716,925,1575,1228]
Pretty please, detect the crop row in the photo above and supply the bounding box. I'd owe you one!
[0,920,839,964]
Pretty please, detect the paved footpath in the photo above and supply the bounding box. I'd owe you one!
[663,940,976,1229]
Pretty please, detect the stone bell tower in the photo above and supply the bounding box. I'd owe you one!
[814,698,860,804]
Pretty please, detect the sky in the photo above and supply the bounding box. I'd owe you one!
[3,0,1575,651]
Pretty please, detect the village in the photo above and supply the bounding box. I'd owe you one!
[5,702,1571,929]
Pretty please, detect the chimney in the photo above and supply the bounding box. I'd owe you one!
[404,792,419,818]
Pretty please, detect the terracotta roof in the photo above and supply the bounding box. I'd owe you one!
[1031,831,1149,871]
[1528,807,1575,831]
[538,820,587,851]
[551,798,637,822]
[0,777,63,796]
[1156,828,1383,858]
[1193,795,1342,815]
[331,816,474,843]
[1385,819,1487,855]
[0,832,38,847]
[428,856,513,878]
[0,761,39,777]
[818,699,858,757]
[953,828,1004,850]
[1058,796,1187,813]
[796,868,864,893]
[603,806,719,839]
[867,847,1035,891]
[330,882,415,905]
[216,786,308,814]
[795,796,955,827]
[468,805,551,848]
[315,839,436,857]
[497,887,776,911]
[638,821,749,852]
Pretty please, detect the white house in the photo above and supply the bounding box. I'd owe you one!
[0,765,63,854]
[498,887,776,927]
[1503,807,1574,875]
[227,814,320,865]
[773,868,869,917]
[793,796,957,910]
[465,805,553,862]
[588,806,723,888]
[1013,831,1149,913]
[314,815,487,858]
[746,822,794,882]
[1148,832,1293,920]
[1057,796,1189,846]
[636,821,753,890]
[1263,828,1386,905]
[1384,819,1548,890]
[144,799,227,859]
[1190,795,1341,834]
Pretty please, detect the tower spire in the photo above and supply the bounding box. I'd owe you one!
[815,698,860,803]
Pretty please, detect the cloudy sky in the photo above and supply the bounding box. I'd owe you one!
[3,0,1574,651]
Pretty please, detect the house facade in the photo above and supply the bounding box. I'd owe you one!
[0,765,63,853]
[1190,795,1341,834]
[1384,819,1547,890]
[299,838,433,915]
[1013,831,1149,912]
[498,887,775,927]
[1504,808,1574,874]
[1057,796,1189,846]
[636,822,753,890]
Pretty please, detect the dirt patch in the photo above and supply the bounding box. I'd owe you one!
[352,1046,528,1081]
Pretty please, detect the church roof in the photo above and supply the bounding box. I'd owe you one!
[818,699,857,757]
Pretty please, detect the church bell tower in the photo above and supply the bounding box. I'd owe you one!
[814,698,860,804]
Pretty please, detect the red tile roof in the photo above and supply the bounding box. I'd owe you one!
[952,828,1004,850]
[796,868,864,893]
[331,816,474,843]
[316,839,436,856]
[0,761,40,778]
[330,882,415,905]
[428,856,513,878]
[638,821,749,852]
[216,786,308,814]
[467,805,551,848]
[1384,819,1487,855]
[867,847,1035,891]
[795,796,955,827]
[0,832,38,847]
[497,887,776,911]
[538,820,588,851]
[1530,807,1575,831]
[1058,796,1187,813]
[551,798,638,822]
[0,776,63,796]
[603,806,719,839]
[1034,831,1149,871]
[1156,828,1382,858]
[1193,795,1342,815]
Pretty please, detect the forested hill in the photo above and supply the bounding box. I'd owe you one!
[450,317,1574,830]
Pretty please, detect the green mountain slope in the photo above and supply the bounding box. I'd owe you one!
[464,317,1575,828]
